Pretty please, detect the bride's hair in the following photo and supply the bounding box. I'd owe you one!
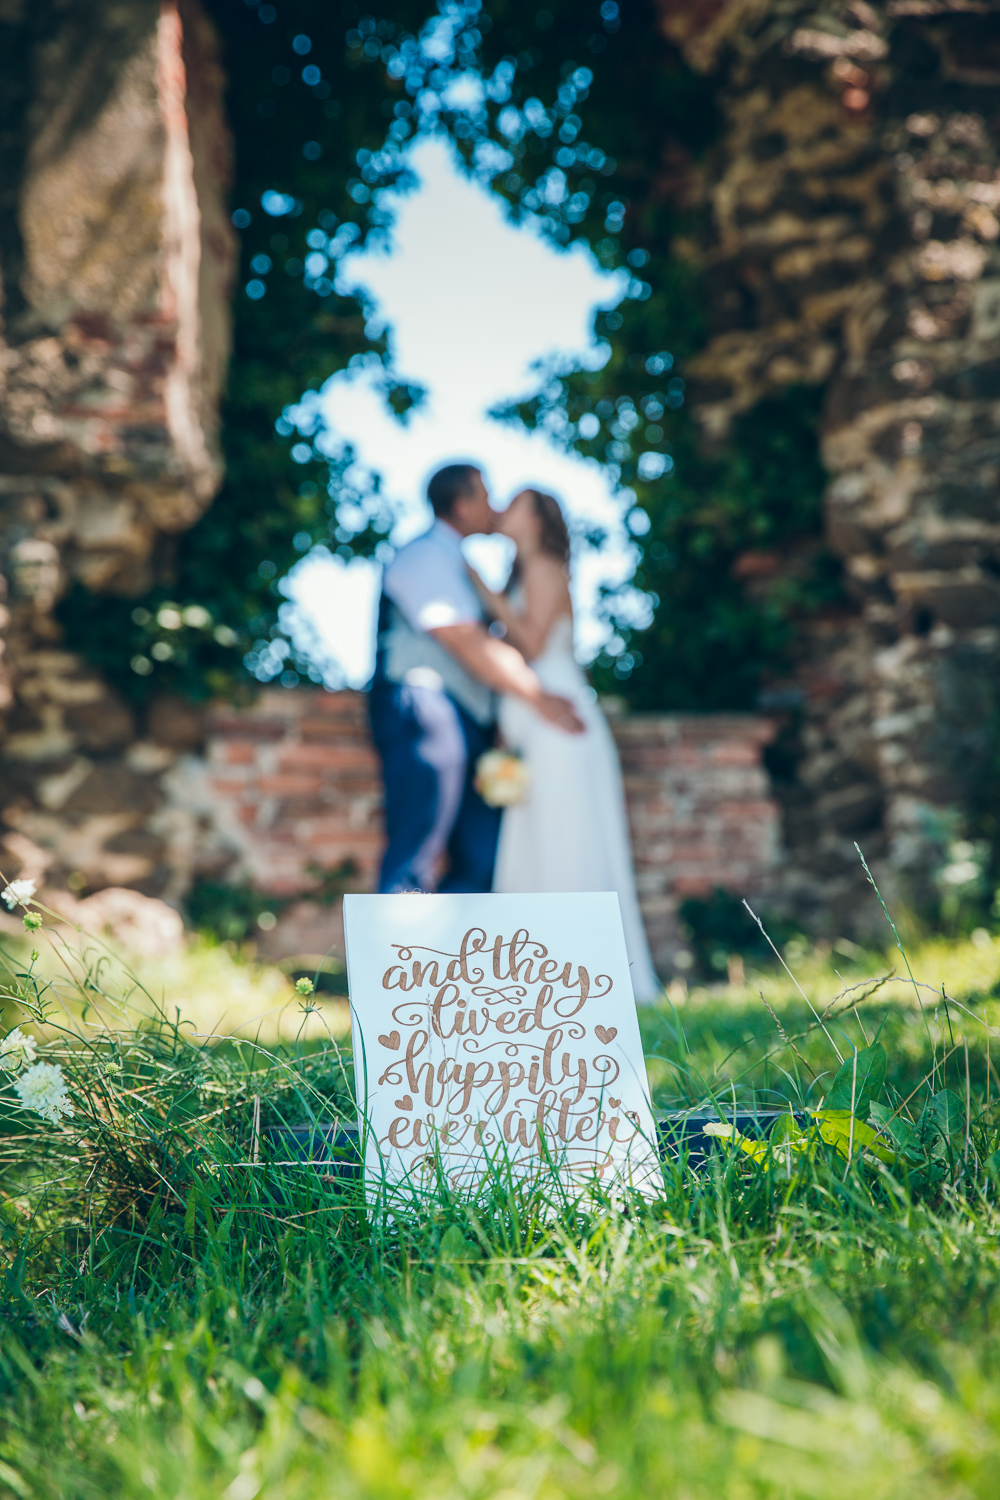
[523,488,570,564]
[506,489,571,593]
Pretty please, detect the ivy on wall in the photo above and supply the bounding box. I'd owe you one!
[59,0,835,713]
[504,380,839,710]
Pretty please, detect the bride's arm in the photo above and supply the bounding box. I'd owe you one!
[500,557,571,660]
[468,575,531,646]
[469,558,570,658]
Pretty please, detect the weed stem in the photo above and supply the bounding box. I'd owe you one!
[742,900,844,1062]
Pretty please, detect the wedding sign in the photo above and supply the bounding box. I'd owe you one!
[343,892,660,1197]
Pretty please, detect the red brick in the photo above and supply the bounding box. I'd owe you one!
[304,831,384,854]
[678,716,768,741]
[715,799,779,820]
[221,742,257,765]
[632,747,705,770]
[253,836,307,854]
[302,690,364,715]
[626,798,677,817]
[671,877,715,897]
[208,714,286,740]
[707,743,758,767]
[254,877,315,897]
[300,720,371,743]
[256,773,323,795]
[276,743,377,772]
[269,797,332,819]
[292,813,361,836]
[666,844,723,864]
[332,777,383,796]
[211,776,253,796]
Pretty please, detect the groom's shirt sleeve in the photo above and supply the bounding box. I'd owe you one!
[383,534,482,632]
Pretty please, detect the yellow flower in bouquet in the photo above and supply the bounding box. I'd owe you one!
[474,749,531,808]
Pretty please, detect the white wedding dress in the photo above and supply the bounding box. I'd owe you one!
[492,613,661,1001]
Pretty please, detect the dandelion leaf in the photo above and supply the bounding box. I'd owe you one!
[768,1110,805,1147]
[824,1043,887,1116]
[923,1089,965,1146]
[438,1224,477,1263]
[809,1109,897,1165]
[870,1101,920,1158]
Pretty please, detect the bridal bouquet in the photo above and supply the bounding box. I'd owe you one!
[474,748,531,807]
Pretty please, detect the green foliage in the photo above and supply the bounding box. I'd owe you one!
[185,878,288,945]
[2,921,1000,1495]
[825,1041,887,1116]
[186,861,357,944]
[678,887,801,976]
[610,389,842,710]
[5,924,1000,1488]
[509,378,841,708]
[724,1053,977,1194]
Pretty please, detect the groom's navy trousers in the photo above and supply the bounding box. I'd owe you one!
[369,671,500,894]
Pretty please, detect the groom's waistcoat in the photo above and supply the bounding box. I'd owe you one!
[375,521,496,727]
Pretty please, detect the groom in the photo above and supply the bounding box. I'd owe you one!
[369,462,583,894]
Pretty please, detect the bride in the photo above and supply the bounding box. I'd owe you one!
[472,487,661,1002]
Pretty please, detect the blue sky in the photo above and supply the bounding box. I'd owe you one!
[285,137,636,686]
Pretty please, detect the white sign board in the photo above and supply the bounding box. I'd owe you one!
[343,892,660,1198]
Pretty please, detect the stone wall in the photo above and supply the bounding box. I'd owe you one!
[656,0,1000,933]
[0,0,235,899]
[165,688,780,975]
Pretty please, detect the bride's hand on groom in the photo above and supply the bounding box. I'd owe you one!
[535,692,585,734]
[427,621,582,731]
[468,569,504,618]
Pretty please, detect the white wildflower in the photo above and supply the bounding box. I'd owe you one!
[14,1061,74,1124]
[0,1027,38,1073]
[1,878,37,910]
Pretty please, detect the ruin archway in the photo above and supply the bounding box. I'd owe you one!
[2,0,999,941]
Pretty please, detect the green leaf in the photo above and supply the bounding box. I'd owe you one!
[768,1110,806,1147]
[810,1110,897,1165]
[824,1043,887,1115]
[869,1101,920,1158]
[438,1225,477,1264]
[703,1121,767,1161]
[923,1089,966,1145]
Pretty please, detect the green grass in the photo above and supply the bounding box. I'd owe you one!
[2,918,1000,1499]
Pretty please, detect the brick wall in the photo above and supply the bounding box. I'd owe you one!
[205,691,383,895]
[191,689,780,976]
[613,715,780,973]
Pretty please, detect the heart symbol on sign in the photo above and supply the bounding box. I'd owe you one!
[394,1095,413,1111]
[609,1097,621,1110]
[378,1030,401,1050]
[595,1025,617,1044]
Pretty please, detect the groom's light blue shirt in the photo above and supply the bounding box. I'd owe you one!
[383,519,482,630]
[379,520,495,725]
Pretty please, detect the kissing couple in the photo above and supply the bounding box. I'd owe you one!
[369,462,659,1001]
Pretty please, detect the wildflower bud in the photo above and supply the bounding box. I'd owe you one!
[295,976,315,996]
[22,912,42,932]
